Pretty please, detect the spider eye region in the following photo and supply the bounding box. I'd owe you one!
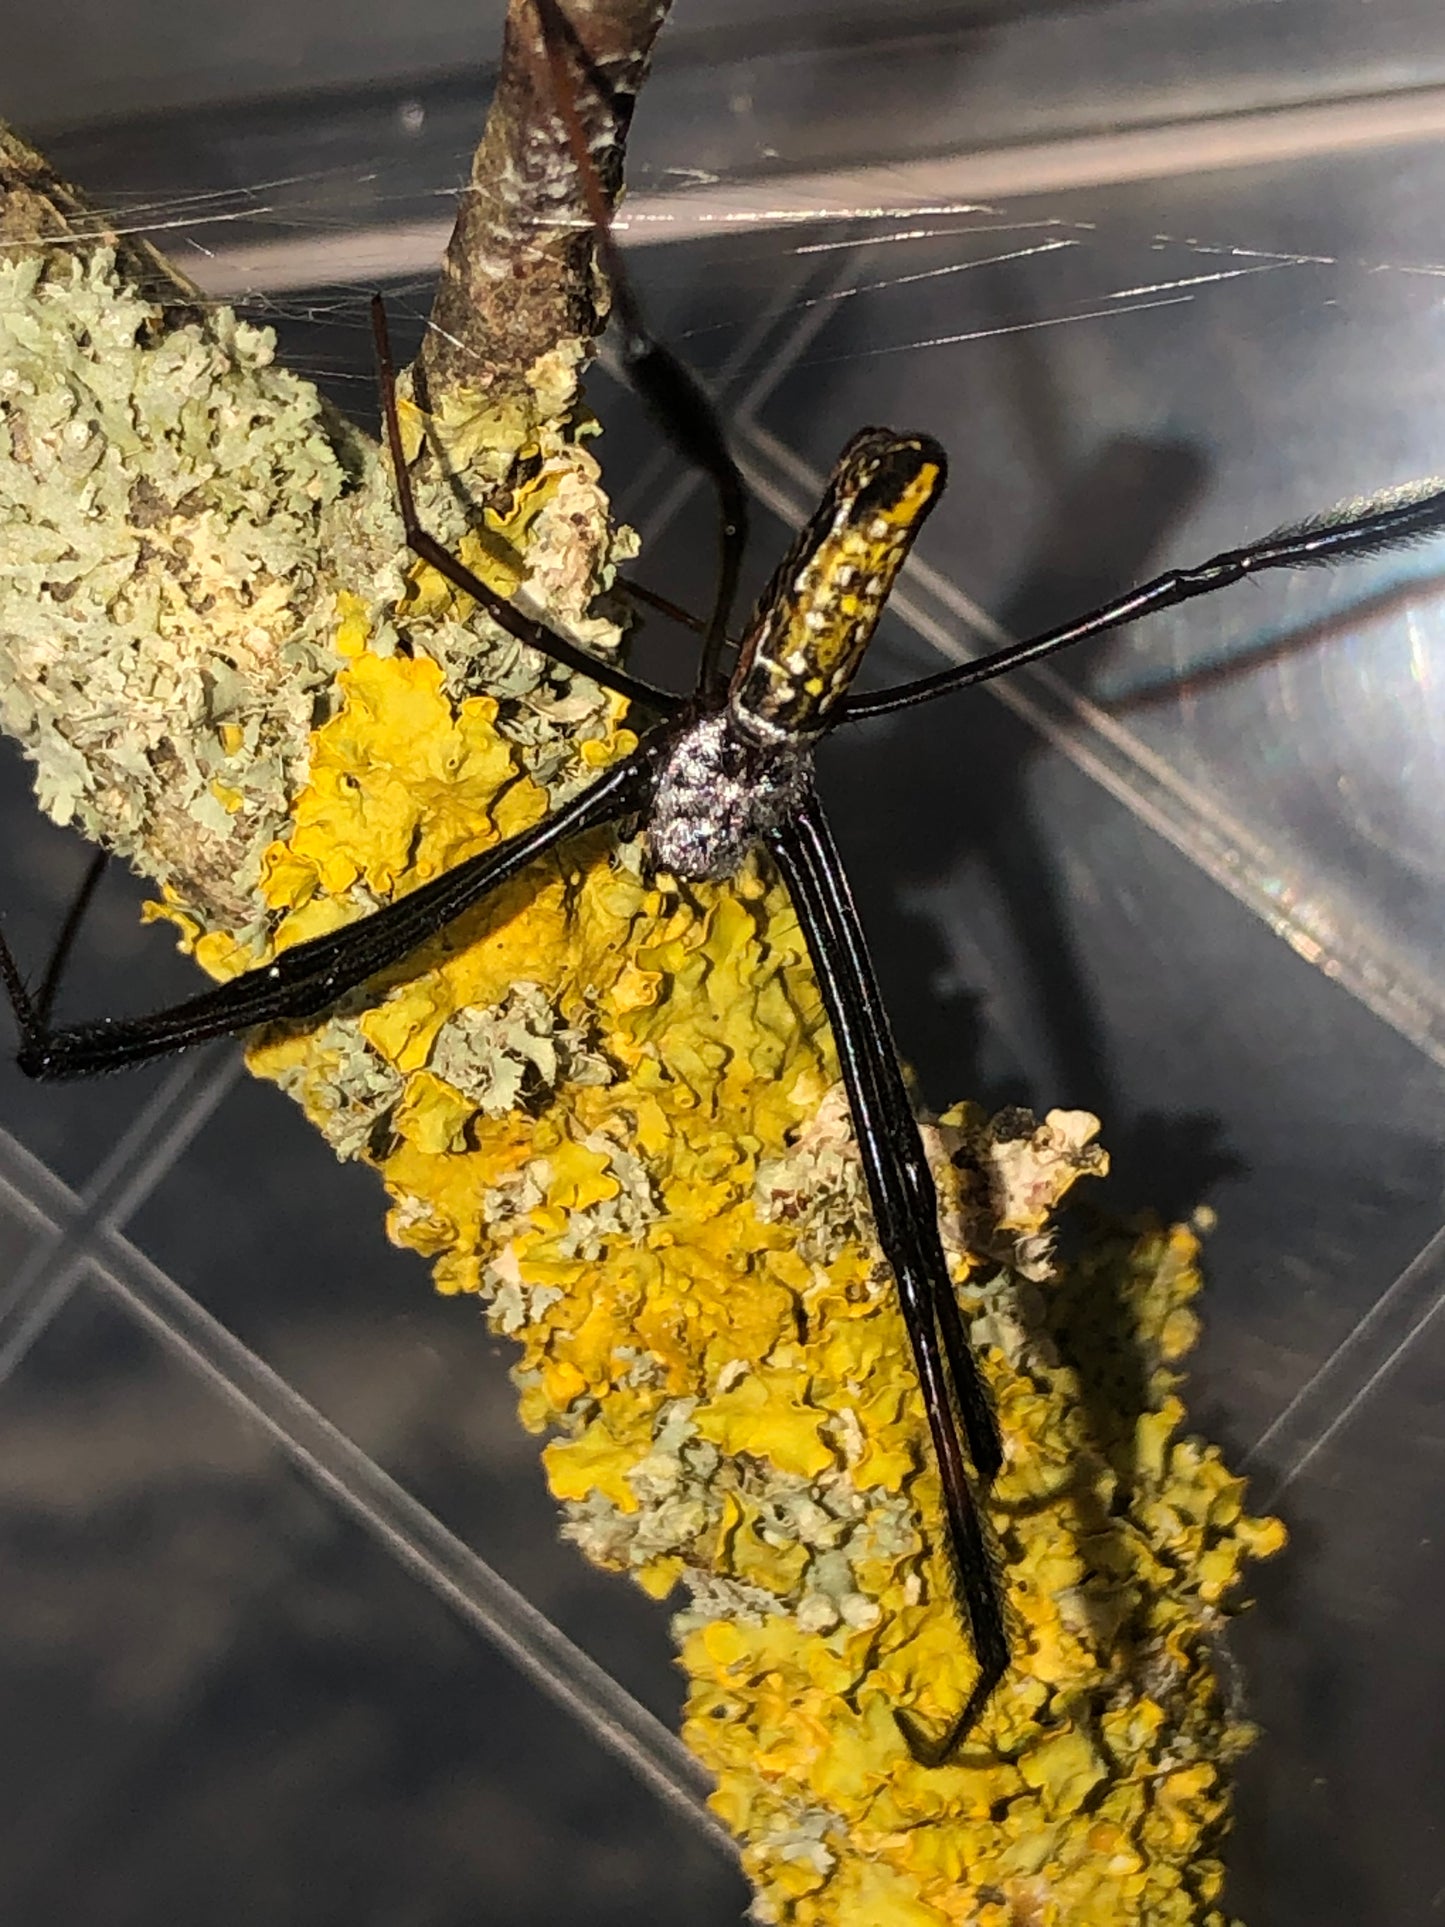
[647,712,812,882]
[730,426,947,735]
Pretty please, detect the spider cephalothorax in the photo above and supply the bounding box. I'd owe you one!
[647,426,947,882]
[646,708,812,882]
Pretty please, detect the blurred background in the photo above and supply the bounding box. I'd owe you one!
[2,0,1444,1919]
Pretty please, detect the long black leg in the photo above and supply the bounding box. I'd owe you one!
[34,848,108,1028]
[370,299,677,718]
[532,0,749,700]
[844,476,1445,721]
[769,799,1009,1764]
[782,820,1001,1489]
[1,751,650,1081]
[621,576,710,639]
[772,804,1001,1488]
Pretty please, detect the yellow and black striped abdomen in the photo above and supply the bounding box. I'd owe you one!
[729,428,947,737]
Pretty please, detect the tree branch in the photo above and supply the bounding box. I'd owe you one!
[423,0,670,410]
[0,0,667,930]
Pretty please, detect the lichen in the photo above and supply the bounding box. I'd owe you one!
[0,249,355,923]
[237,631,1282,1924]
[2,240,1283,1927]
[0,247,634,935]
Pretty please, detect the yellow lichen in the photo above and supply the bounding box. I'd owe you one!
[0,94,1285,1927]
[227,597,1283,1922]
[31,270,1279,1914]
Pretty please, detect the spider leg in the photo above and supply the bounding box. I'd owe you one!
[621,576,710,638]
[531,0,749,700]
[370,298,678,718]
[769,800,1009,1764]
[844,475,1445,720]
[771,802,1002,1485]
[1,751,650,1081]
[930,1257,1002,1485]
[31,848,108,1029]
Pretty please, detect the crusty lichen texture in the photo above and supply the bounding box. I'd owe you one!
[1,252,1283,1927]
[237,626,1282,1922]
[0,245,631,938]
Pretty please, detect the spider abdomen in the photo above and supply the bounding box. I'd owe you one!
[647,710,812,881]
[730,427,947,735]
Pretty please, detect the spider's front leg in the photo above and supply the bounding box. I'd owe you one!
[370,295,679,717]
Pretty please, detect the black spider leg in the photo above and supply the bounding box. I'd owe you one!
[370,297,677,718]
[768,811,1003,1490]
[621,576,707,636]
[532,0,749,701]
[845,477,1445,719]
[0,751,651,1081]
[769,814,1002,1493]
[31,848,108,1028]
[769,797,1009,1766]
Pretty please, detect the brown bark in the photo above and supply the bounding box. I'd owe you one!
[421,0,671,409]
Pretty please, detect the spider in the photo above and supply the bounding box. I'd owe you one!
[5,0,1445,1765]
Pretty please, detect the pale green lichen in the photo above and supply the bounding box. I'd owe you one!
[429,980,613,1116]
[264,1016,406,1162]
[0,248,356,923]
[0,244,637,947]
